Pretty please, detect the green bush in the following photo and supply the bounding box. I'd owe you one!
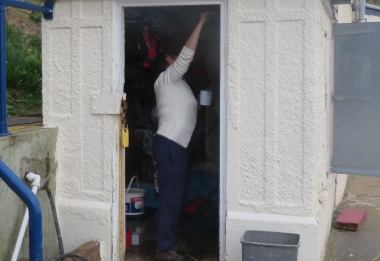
[29,11,42,25]
[5,23,42,116]
[6,92,15,116]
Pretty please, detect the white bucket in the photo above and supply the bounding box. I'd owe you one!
[125,176,145,215]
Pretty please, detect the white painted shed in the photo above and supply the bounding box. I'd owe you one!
[42,0,377,260]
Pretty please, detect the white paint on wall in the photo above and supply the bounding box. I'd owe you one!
[91,93,125,115]
[227,0,318,218]
[226,0,352,260]
[368,14,380,22]
[42,0,118,259]
[336,4,354,23]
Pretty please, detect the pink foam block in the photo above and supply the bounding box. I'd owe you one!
[335,208,367,231]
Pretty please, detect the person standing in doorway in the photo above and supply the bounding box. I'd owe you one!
[153,12,213,261]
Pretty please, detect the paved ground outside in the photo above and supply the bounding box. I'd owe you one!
[325,175,380,261]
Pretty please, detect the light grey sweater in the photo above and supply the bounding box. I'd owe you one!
[154,46,197,148]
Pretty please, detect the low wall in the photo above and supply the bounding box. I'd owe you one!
[0,126,58,261]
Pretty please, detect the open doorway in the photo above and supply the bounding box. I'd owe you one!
[122,4,222,261]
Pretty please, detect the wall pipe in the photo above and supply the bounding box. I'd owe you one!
[43,184,65,257]
[322,0,336,20]
[0,0,54,137]
[358,0,366,22]
[11,172,41,261]
[0,161,43,261]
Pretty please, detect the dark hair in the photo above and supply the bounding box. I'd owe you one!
[149,52,168,78]
[163,35,185,56]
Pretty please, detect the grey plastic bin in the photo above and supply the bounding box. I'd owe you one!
[241,230,300,261]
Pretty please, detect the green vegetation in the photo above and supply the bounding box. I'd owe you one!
[5,0,42,116]
[6,23,42,116]
[29,11,42,25]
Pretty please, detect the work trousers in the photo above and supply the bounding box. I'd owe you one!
[153,134,189,251]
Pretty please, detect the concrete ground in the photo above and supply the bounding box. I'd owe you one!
[325,175,380,261]
[7,116,42,126]
[124,228,218,261]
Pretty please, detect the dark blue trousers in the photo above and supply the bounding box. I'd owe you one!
[153,134,189,251]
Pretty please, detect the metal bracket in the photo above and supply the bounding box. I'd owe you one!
[91,93,126,115]
[121,99,128,111]
[43,0,55,20]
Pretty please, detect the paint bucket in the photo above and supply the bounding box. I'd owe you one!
[200,90,212,106]
[125,175,145,215]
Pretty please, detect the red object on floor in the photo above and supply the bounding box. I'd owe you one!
[335,208,367,231]
[182,198,206,214]
[126,228,132,249]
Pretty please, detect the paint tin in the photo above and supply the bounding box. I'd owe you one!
[125,175,145,215]
[200,90,212,106]
[125,188,145,215]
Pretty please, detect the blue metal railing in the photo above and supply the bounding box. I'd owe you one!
[0,3,8,136]
[0,160,43,261]
[0,0,55,136]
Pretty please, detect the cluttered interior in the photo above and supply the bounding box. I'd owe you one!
[123,5,221,260]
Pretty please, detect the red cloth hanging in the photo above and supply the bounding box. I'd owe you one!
[143,26,157,68]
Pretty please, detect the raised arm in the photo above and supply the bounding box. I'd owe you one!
[185,12,213,51]
[161,13,214,85]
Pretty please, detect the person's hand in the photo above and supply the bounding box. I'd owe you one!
[199,12,215,25]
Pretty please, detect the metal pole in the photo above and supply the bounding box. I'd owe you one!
[6,0,51,14]
[358,0,367,22]
[0,3,10,136]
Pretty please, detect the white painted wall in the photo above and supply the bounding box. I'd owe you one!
[336,4,353,23]
[42,0,353,260]
[42,0,119,259]
[225,1,352,261]
[367,14,380,22]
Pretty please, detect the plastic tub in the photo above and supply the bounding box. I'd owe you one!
[241,230,300,261]
[125,175,145,215]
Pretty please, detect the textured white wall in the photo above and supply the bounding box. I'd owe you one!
[368,14,380,22]
[337,4,353,23]
[227,0,319,218]
[225,0,352,260]
[315,3,335,259]
[42,0,118,259]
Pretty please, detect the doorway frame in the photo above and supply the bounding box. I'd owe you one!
[112,1,228,259]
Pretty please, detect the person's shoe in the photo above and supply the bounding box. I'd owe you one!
[172,240,195,253]
[155,249,185,261]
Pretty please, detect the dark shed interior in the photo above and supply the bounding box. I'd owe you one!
[123,5,221,260]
